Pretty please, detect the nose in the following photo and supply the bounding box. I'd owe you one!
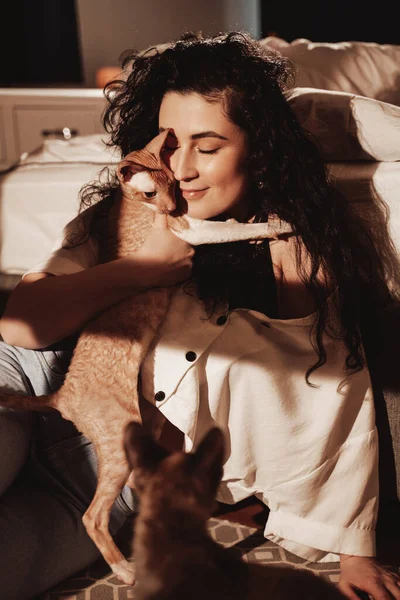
[156,187,176,214]
[169,147,198,182]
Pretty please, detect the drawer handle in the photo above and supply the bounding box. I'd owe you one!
[41,128,79,140]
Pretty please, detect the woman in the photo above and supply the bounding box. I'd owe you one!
[0,32,398,600]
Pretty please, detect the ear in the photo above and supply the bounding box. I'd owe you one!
[145,129,170,160]
[192,427,225,490]
[124,421,170,472]
[116,155,146,184]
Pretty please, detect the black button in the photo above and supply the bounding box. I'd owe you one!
[216,315,227,326]
[154,391,166,402]
[185,351,197,362]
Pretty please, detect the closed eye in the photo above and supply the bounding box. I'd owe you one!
[144,191,157,198]
[198,148,219,155]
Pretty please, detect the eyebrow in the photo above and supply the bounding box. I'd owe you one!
[159,127,228,141]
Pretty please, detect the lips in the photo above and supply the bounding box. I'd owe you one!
[180,188,208,200]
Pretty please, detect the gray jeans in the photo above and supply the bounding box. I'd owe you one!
[0,339,136,600]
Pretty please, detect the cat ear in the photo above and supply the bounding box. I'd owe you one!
[192,427,225,490]
[145,129,171,160]
[116,156,146,184]
[124,421,169,472]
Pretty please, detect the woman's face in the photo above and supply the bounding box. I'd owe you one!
[158,92,251,221]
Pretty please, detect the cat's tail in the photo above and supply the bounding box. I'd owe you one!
[0,392,57,412]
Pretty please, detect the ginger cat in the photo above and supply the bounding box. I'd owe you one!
[0,130,187,584]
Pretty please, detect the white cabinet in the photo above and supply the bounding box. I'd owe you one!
[0,88,106,167]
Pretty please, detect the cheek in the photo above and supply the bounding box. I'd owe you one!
[213,149,247,181]
[211,160,248,195]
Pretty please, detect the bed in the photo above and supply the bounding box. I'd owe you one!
[0,135,120,289]
[0,36,399,287]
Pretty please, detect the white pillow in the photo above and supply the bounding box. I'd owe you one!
[261,38,400,107]
[287,88,400,162]
[19,134,121,165]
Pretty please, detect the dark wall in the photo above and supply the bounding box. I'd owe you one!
[1,0,83,86]
[261,1,399,45]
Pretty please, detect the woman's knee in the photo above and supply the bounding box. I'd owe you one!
[0,340,73,396]
[0,340,72,497]
[0,342,37,495]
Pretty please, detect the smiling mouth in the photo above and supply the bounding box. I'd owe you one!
[181,188,208,199]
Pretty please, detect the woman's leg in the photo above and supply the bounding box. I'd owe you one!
[0,341,136,600]
[0,343,36,495]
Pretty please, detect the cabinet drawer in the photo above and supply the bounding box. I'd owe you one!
[13,104,105,156]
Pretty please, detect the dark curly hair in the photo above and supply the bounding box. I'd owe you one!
[78,31,397,381]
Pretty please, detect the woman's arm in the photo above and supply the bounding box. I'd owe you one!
[0,214,194,349]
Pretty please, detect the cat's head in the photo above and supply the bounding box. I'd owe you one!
[124,422,225,520]
[116,129,182,215]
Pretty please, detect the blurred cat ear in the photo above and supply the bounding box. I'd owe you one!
[146,129,171,159]
[124,421,169,472]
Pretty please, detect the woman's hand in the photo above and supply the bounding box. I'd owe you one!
[338,555,400,600]
[0,212,194,350]
[134,212,194,288]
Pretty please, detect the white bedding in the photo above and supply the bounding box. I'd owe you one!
[0,162,110,276]
[0,134,119,279]
[0,99,399,283]
[1,160,399,280]
[327,161,400,256]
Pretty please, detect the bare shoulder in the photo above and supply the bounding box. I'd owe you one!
[269,235,300,281]
[269,235,331,319]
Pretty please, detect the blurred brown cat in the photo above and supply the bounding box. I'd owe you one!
[124,421,346,600]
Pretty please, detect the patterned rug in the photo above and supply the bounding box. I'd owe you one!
[35,517,344,600]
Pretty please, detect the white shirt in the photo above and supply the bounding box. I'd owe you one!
[26,216,378,563]
[141,288,378,563]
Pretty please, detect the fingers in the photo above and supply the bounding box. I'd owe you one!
[337,582,366,600]
[388,581,400,600]
[387,573,400,600]
[153,211,169,229]
[339,579,397,600]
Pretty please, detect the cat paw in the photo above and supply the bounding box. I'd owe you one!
[110,559,135,585]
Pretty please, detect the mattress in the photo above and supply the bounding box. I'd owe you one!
[327,161,400,256]
[0,154,399,287]
[0,134,119,286]
[0,162,110,277]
